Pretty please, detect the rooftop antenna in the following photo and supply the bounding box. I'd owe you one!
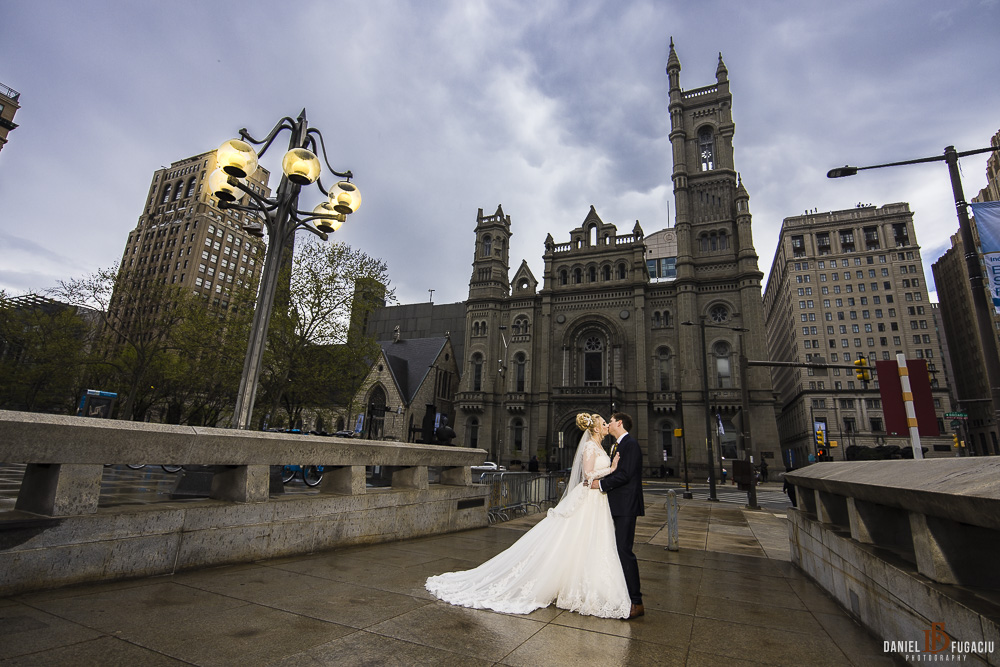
[428,289,435,303]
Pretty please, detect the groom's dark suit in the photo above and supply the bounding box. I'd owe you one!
[599,431,644,605]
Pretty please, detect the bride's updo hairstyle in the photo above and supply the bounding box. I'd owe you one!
[575,412,601,437]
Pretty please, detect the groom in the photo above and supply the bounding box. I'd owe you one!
[592,412,645,618]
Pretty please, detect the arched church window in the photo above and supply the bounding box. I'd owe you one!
[514,352,526,392]
[663,310,672,327]
[719,230,729,250]
[589,225,597,246]
[574,268,582,284]
[652,311,661,327]
[699,127,715,171]
[710,305,729,323]
[710,233,718,251]
[482,235,492,257]
[473,322,480,337]
[602,265,611,281]
[468,417,479,449]
[512,418,524,452]
[617,263,627,279]
[714,341,732,388]
[560,270,568,285]
[660,422,674,459]
[583,336,604,386]
[472,353,483,391]
[657,347,672,391]
[589,266,596,282]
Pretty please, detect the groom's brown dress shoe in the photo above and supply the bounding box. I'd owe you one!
[628,603,645,619]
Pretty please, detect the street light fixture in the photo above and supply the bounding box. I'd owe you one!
[829,144,1000,437]
[211,109,362,429]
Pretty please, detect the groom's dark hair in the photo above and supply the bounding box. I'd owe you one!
[612,412,632,432]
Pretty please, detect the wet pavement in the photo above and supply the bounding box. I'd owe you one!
[0,478,900,666]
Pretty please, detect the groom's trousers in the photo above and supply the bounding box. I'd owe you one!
[612,514,642,605]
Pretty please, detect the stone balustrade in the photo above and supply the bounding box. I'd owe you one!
[0,410,490,595]
[786,459,1000,665]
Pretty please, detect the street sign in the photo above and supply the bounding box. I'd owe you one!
[945,412,968,418]
[950,420,962,430]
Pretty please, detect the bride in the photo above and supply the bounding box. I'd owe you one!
[425,413,632,619]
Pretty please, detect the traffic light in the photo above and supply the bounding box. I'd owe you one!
[952,433,960,448]
[815,429,825,448]
[816,448,826,460]
[854,357,871,382]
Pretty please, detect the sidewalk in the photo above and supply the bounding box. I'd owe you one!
[0,496,900,666]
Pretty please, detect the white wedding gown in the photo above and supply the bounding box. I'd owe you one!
[425,435,631,619]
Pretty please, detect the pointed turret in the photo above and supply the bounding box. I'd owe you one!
[716,53,728,83]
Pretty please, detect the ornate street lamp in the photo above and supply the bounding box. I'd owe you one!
[211,110,362,429]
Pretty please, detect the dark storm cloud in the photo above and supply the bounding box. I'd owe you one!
[1,0,998,306]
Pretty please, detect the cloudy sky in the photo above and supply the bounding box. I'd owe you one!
[2,0,998,306]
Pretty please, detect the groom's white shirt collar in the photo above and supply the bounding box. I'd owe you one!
[616,432,628,444]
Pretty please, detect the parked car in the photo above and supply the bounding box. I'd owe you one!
[472,461,506,473]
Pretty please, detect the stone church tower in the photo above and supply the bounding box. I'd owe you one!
[450,42,779,477]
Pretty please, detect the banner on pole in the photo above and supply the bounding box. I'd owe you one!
[876,358,939,437]
[972,202,1000,254]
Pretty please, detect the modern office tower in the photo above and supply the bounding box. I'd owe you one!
[116,150,270,311]
[931,128,1000,455]
[764,203,955,465]
[0,82,20,153]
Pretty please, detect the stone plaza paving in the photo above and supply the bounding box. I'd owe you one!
[0,485,901,666]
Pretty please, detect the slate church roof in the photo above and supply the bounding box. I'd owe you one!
[377,336,449,405]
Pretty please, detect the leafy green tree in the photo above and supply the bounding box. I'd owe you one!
[0,292,92,413]
[255,239,392,429]
[51,265,185,421]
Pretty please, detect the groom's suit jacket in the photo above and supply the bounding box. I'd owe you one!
[599,432,645,517]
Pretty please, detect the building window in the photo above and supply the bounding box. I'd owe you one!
[657,348,672,391]
[583,336,604,386]
[468,418,479,449]
[482,235,492,257]
[514,352,526,392]
[714,342,732,388]
[709,305,728,323]
[512,418,524,452]
[617,263,627,279]
[699,127,715,171]
[660,423,674,459]
[472,353,483,391]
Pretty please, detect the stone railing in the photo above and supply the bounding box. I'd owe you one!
[785,459,1000,664]
[0,410,490,595]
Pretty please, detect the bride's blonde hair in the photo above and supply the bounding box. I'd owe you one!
[575,412,602,437]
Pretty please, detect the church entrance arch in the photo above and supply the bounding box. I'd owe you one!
[365,385,387,440]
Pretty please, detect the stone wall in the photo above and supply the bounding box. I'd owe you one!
[786,460,1000,665]
[0,410,489,595]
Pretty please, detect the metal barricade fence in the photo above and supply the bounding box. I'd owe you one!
[477,471,570,524]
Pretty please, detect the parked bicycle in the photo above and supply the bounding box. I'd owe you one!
[122,464,183,473]
[280,465,324,487]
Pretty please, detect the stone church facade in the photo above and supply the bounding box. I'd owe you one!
[450,43,780,476]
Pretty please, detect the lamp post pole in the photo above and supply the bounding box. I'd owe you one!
[738,332,759,510]
[211,110,361,430]
[684,318,718,501]
[496,325,511,465]
[829,144,1000,439]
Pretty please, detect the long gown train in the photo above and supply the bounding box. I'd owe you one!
[425,439,631,619]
